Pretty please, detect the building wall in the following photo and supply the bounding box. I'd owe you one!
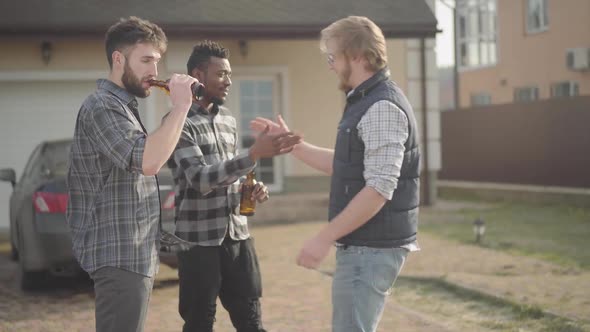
[0,37,410,180]
[0,39,105,70]
[166,39,409,178]
[459,0,590,107]
[406,37,440,204]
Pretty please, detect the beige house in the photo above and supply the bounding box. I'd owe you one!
[456,0,590,107]
[0,0,440,228]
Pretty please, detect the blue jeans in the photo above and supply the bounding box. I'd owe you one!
[332,245,408,332]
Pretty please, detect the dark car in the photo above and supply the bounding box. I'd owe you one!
[0,139,177,290]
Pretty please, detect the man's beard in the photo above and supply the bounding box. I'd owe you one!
[202,72,224,106]
[210,95,225,106]
[338,62,353,92]
[122,60,149,98]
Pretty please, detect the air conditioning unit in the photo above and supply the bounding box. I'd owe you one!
[566,48,590,71]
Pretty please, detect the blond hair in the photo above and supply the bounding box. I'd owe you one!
[320,16,388,71]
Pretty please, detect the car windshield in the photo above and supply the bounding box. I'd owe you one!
[43,141,72,176]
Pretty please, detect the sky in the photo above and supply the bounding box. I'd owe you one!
[435,0,455,68]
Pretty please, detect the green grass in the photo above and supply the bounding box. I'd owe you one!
[0,231,10,255]
[395,276,588,331]
[420,201,590,269]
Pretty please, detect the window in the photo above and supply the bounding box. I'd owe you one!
[514,86,539,102]
[456,0,497,69]
[19,144,42,184]
[470,92,492,106]
[239,80,275,185]
[551,81,579,98]
[526,0,549,33]
[228,76,284,192]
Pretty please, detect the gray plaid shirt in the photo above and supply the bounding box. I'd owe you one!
[357,100,408,200]
[168,103,255,246]
[66,79,160,277]
[357,99,419,252]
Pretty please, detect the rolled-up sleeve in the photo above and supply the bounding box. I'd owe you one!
[83,99,146,173]
[358,100,409,200]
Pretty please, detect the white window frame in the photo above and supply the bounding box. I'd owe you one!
[514,86,540,102]
[226,66,290,193]
[526,0,549,34]
[550,81,579,98]
[456,0,498,71]
[470,92,492,106]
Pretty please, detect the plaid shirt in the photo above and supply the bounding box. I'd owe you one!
[357,100,408,200]
[66,79,160,277]
[168,103,255,246]
[356,98,419,252]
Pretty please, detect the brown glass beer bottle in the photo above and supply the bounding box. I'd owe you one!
[148,78,205,102]
[239,171,256,216]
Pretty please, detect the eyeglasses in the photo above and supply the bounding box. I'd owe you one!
[327,53,335,66]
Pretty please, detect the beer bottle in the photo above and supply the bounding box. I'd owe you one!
[148,78,205,102]
[239,171,256,216]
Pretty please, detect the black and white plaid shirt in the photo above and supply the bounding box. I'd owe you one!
[67,79,160,277]
[168,103,256,246]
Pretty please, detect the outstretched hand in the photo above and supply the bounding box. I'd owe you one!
[250,114,291,136]
[248,124,302,161]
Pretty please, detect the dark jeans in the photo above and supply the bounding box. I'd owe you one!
[177,237,266,332]
[91,267,154,332]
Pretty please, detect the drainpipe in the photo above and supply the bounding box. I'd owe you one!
[420,38,431,206]
[439,0,460,110]
[453,5,460,109]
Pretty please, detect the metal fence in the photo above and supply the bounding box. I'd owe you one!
[439,96,590,188]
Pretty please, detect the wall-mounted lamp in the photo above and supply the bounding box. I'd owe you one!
[41,41,52,65]
[238,40,248,58]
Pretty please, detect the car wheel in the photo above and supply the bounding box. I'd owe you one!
[20,268,47,291]
[10,239,18,261]
[17,225,48,291]
[10,220,20,261]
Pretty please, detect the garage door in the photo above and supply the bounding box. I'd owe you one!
[0,80,96,229]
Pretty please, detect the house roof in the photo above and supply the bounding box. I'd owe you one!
[0,0,437,39]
